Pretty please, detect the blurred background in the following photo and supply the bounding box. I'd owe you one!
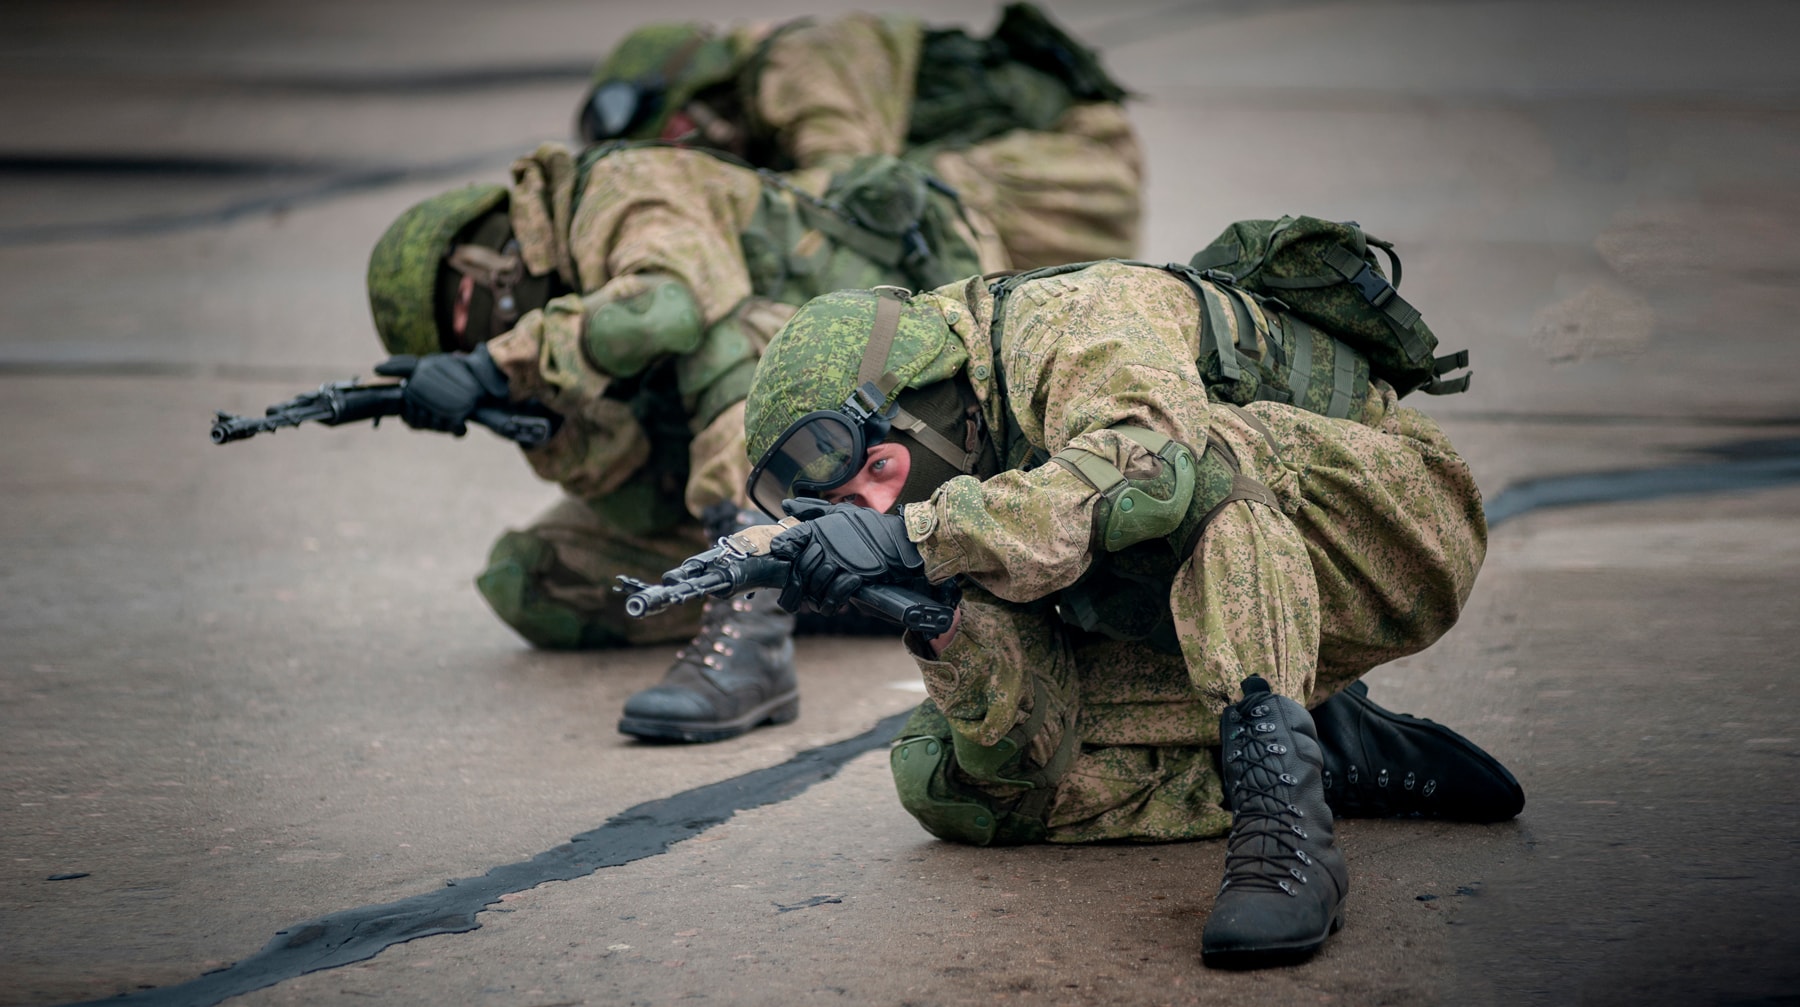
[3,1,1798,1004]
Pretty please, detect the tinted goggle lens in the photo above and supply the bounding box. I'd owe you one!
[580,80,665,141]
[748,412,866,518]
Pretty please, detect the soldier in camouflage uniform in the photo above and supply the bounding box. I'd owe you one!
[577,3,1141,270]
[366,140,1007,743]
[740,263,1522,966]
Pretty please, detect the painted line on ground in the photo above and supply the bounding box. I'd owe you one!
[61,712,909,1007]
[1485,437,1800,527]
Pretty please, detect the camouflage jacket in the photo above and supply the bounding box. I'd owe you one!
[899,261,1310,601]
[748,14,922,170]
[487,142,1005,516]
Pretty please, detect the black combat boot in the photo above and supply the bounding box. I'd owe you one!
[1312,680,1524,822]
[617,505,799,743]
[1202,676,1349,969]
[617,589,799,742]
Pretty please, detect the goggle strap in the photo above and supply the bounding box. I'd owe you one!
[890,403,978,475]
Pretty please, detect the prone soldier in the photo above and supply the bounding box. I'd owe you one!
[577,3,1142,270]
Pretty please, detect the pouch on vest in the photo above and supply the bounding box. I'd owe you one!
[1188,216,1470,396]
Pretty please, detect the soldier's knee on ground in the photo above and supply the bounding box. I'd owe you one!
[889,700,1053,846]
[476,530,630,650]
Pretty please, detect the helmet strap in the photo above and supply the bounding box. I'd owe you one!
[852,287,981,476]
[446,240,526,331]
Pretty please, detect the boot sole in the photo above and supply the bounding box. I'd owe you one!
[1201,902,1346,970]
[618,691,800,744]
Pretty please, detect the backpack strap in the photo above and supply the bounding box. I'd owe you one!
[1422,349,1472,395]
[1315,243,1430,368]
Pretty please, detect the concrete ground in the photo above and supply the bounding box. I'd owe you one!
[3,1,1798,1004]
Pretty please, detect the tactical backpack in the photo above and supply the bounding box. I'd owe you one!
[907,2,1129,151]
[1187,215,1470,397]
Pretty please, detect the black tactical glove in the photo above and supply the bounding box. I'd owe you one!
[769,498,926,614]
[385,344,511,436]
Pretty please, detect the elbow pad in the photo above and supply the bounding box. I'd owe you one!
[580,273,705,379]
[1049,427,1199,552]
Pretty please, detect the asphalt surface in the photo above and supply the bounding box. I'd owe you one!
[3,1,1798,1004]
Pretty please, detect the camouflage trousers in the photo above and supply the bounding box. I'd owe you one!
[475,491,708,650]
[897,397,1486,844]
[928,102,1143,271]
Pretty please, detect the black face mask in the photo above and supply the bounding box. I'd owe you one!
[888,378,991,510]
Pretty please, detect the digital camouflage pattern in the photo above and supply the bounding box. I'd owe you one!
[755,13,1142,268]
[487,141,1003,516]
[746,261,1485,841]
[367,183,507,356]
[468,142,1003,646]
[1188,215,1457,395]
[922,102,1142,269]
[477,495,709,650]
[589,11,1140,269]
[743,288,972,467]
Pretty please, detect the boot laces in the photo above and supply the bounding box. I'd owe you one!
[1220,722,1314,897]
[672,599,739,671]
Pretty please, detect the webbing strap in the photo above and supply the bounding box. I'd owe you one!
[794,196,906,270]
[1221,403,1280,458]
[1327,338,1359,419]
[891,403,978,473]
[1322,244,1429,363]
[1286,315,1315,409]
[1188,241,1241,276]
[858,290,905,389]
[1423,349,1472,395]
[1220,284,1267,360]
[1009,678,1083,822]
[1197,283,1240,381]
[1049,447,1127,495]
[1197,472,1284,530]
[1162,424,1281,562]
[1047,426,1176,496]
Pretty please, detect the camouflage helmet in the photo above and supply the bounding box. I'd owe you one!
[744,288,971,515]
[367,183,507,356]
[577,24,744,143]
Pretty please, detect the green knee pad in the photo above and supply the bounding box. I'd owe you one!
[475,531,628,651]
[890,701,1048,846]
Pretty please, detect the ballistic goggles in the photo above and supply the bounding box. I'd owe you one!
[747,381,895,519]
[579,80,667,142]
[746,289,980,518]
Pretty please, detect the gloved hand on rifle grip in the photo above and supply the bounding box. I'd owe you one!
[769,498,925,614]
[388,344,511,436]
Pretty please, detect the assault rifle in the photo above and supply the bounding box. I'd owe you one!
[210,359,558,446]
[617,518,956,635]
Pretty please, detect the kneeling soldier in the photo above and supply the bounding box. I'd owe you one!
[741,262,1521,966]
[365,142,1007,742]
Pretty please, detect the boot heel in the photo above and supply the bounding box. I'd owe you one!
[764,697,801,725]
